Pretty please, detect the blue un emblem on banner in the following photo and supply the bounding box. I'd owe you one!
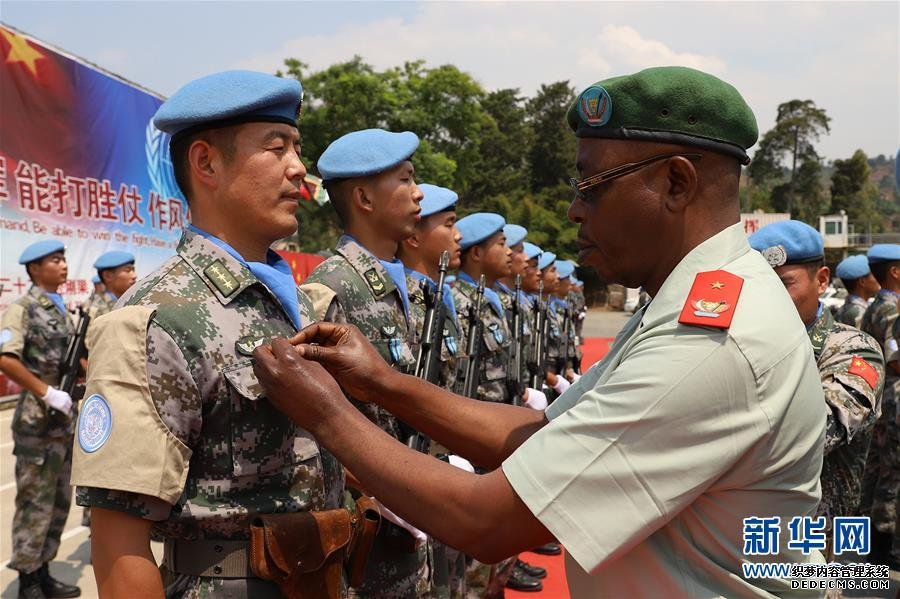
[833,517,870,555]
[743,517,781,555]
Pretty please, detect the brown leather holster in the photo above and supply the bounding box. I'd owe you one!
[249,497,380,599]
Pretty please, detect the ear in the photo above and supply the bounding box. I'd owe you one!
[663,155,699,213]
[188,140,219,192]
[816,266,830,295]
[469,243,484,264]
[352,183,376,215]
[404,230,422,250]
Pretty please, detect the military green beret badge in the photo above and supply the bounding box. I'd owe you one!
[577,85,612,127]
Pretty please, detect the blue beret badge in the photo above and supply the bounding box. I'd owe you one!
[761,245,788,268]
[577,85,612,127]
[78,394,113,453]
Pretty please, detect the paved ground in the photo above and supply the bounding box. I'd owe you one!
[0,307,896,597]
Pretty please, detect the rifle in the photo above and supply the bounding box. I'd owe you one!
[529,281,546,390]
[459,275,486,399]
[561,300,573,372]
[59,306,90,401]
[406,251,450,452]
[506,275,524,406]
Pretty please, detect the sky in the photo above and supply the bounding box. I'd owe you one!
[3,1,898,162]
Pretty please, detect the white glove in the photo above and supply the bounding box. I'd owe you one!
[447,454,475,473]
[42,386,72,416]
[524,388,548,411]
[372,498,428,548]
[551,376,571,394]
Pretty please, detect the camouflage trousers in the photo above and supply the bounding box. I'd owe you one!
[464,556,516,599]
[8,433,73,573]
[859,383,899,534]
[349,524,430,599]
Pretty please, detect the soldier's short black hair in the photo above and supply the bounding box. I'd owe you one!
[870,260,899,286]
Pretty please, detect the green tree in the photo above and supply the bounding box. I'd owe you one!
[749,100,830,215]
[831,149,881,232]
[527,82,577,192]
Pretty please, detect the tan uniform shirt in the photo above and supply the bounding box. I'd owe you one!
[502,223,826,598]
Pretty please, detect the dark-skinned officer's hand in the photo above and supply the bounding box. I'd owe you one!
[285,322,395,403]
[253,338,347,432]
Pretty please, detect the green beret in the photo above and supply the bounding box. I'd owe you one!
[567,66,758,165]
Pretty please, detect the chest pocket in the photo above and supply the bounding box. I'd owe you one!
[481,326,509,382]
[222,361,322,483]
[372,337,415,371]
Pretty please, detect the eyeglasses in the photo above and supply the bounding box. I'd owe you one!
[569,153,702,201]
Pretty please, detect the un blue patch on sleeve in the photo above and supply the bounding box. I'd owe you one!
[78,394,113,453]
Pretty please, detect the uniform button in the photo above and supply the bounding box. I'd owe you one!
[214,544,223,553]
[213,565,222,574]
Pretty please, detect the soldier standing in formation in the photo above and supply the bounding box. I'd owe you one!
[300,128,432,598]
[71,70,344,598]
[0,240,81,599]
[750,221,885,553]
[834,254,880,328]
[396,182,467,598]
[859,243,900,568]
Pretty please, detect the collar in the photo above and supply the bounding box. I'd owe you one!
[335,235,397,300]
[642,223,752,327]
[877,288,900,301]
[178,228,257,305]
[807,302,834,360]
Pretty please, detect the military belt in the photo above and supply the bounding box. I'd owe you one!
[163,538,255,578]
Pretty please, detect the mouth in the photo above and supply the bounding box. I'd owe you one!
[281,191,302,203]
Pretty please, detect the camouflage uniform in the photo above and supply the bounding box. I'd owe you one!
[496,283,531,390]
[82,290,117,321]
[301,236,428,599]
[545,297,566,372]
[835,295,868,329]
[406,271,465,599]
[807,307,884,529]
[72,230,344,598]
[451,276,512,404]
[859,289,899,539]
[0,286,75,574]
[567,291,583,371]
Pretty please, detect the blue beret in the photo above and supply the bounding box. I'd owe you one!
[154,70,302,140]
[555,260,576,279]
[418,184,458,217]
[748,220,824,268]
[503,224,527,247]
[523,242,542,261]
[93,251,135,271]
[457,213,505,251]
[835,255,870,280]
[91,274,101,285]
[867,244,900,264]
[538,251,557,271]
[18,239,65,264]
[317,129,419,181]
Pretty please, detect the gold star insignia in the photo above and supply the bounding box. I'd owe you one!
[711,281,725,290]
[853,359,864,368]
[2,28,45,77]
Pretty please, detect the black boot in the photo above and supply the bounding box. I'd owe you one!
[36,564,80,599]
[17,571,46,599]
[516,559,547,579]
[532,542,561,556]
[505,568,543,592]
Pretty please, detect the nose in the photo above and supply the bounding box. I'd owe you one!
[288,150,307,181]
[568,196,585,224]
[411,183,424,204]
[453,226,462,243]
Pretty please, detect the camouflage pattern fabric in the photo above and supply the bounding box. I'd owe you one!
[496,285,532,386]
[807,308,884,526]
[0,286,75,573]
[544,298,564,363]
[859,289,899,536]
[835,295,868,329]
[406,272,462,392]
[82,290,118,321]
[302,237,428,598]
[452,277,512,404]
[76,230,343,597]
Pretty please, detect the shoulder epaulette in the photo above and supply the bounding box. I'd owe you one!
[678,270,744,330]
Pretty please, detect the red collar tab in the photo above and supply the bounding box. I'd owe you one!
[678,270,744,330]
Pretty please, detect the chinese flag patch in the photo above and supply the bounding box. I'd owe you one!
[678,270,744,330]
[848,356,878,390]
